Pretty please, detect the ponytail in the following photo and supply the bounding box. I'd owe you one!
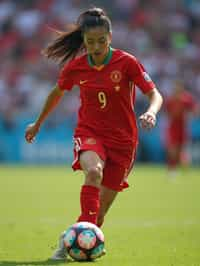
[42,7,112,65]
[42,26,84,65]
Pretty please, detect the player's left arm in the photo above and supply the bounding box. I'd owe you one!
[126,55,163,129]
[139,87,163,130]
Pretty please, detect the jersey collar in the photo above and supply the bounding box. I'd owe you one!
[87,46,113,70]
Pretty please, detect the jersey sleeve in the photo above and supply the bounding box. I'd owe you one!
[57,61,74,91]
[126,56,156,94]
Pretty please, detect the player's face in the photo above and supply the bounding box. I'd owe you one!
[83,26,112,65]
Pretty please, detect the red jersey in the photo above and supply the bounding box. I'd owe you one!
[58,48,155,147]
[165,90,197,143]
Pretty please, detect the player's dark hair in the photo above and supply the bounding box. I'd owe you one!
[42,7,112,65]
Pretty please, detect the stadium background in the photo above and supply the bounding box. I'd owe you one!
[0,0,200,165]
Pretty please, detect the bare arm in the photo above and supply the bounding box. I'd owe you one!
[145,87,163,115]
[139,88,163,130]
[34,85,64,128]
[25,85,64,143]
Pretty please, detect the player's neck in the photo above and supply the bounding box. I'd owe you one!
[88,46,113,67]
[93,53,108,66]
[93,59,104,66]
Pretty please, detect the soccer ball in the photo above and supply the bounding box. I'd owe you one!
[63,221,105,261]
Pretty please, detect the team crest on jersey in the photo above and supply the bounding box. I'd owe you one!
[110,70,122,83]
[85,138,96,145]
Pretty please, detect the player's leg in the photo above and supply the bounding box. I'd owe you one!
[96,144,137,228]
[80,150,105,187]
[166,133,186,172]
[166,144,182,178]
[77,150,105,224]
[51,139,106,261]
[97,160,132,227]
[180,144,190,167]
[97,186,118,227]
[166,140,181,169]
[51,151,105,261]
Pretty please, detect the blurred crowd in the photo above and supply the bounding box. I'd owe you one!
[0,0,200,129]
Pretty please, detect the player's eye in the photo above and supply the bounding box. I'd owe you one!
[99,39,106,44]
[87,40,94,45]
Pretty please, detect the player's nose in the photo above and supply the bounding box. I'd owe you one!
[94,42,100,50]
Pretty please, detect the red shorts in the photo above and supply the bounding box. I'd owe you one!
[72,136,137,192]
[166,129,187,147]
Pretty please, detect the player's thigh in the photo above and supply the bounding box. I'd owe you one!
[80,150,105,175]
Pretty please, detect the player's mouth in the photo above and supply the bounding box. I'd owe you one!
[94,51,102,56]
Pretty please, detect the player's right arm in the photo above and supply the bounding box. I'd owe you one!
[25,85,64,143]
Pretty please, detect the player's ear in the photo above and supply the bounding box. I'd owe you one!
[108,32,112,45]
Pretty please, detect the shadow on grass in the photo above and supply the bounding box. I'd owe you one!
[0,259,97,265]
[0,259,71,266]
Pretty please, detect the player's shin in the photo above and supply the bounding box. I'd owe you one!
[97,215,104,227]
[77,185,100,225]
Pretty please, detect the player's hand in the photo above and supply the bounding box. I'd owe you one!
[139,111,156,130]
[25,122,40,143]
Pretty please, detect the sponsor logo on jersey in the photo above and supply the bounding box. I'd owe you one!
[110,70,122,83]
[89,211,96,215]
[80,80,88,85]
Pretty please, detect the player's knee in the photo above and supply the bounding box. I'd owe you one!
[85,164,103,186]
[88,163,103,179]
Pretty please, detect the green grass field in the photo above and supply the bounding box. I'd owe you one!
[0,165,200,266]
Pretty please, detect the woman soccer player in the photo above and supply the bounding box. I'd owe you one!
[25,7,163,260]
[165,80,198,174]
